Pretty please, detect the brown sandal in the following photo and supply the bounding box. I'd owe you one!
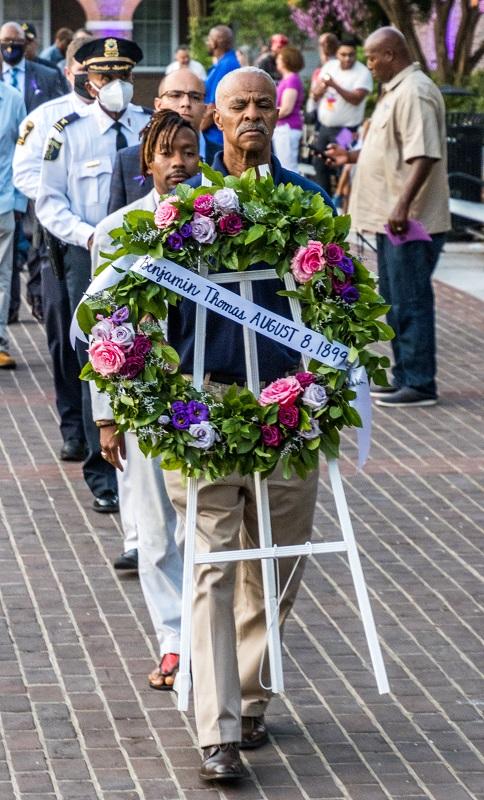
[148,652,179,690]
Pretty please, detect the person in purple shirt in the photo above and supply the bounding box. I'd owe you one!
[272,46,305,173]
[200,25,239,165]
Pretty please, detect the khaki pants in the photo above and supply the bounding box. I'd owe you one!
[165,464,319,747]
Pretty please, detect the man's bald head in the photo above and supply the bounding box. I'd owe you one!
[155,68,206,130]
[364,26,412,83]
[206,25,233,57]
[215,66,276,106]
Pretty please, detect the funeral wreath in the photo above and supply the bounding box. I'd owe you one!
[77,164,393,480]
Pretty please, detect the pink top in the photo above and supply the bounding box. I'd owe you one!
[276,73,304,130]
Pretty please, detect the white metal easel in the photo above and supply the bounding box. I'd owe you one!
[175,263,390,711]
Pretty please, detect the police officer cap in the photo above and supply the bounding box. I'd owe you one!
[21,22,37,41]
[75,37,143,73]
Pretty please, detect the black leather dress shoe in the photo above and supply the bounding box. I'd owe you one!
[92,490,119,514]
[200,743,247,781]
[60,439,86,462]
[114,549,138,571]
[240,715,269,749]
[8,310,19,325]
[31,296,44,323]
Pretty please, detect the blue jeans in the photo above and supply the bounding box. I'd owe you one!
[376,233,446,397]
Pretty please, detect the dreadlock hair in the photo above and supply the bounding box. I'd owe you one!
[140,109,198,178]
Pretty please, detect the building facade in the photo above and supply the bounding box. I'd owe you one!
[0,0,191,103]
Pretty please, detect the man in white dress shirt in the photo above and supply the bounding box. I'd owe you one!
[36,37,151,515]
[165,44,207,81]
[92,110,200,690]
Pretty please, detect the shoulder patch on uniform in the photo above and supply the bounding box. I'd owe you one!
[44,137,63,161]
[17,119,35,146]
[52,112,80,133]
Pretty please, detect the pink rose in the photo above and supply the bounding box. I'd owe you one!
[119,354,145,379]
[193,193,215,216]
[154,197,180,228]
[295,371,316,389]
[218,213,244,236]
[89,340,126,377]
[278,405,300,428]
[131,334,152,358]
[259,376,303,408]
[291,240,325,284]
[325,243,345,264]
[261,424,283,447]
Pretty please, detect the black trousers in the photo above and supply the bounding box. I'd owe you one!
[41,259,84,444]
[63,244,117,498]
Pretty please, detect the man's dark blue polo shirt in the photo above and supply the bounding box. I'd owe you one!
[167,153,335,384]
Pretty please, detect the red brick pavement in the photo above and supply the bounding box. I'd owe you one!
[1,273,484,800]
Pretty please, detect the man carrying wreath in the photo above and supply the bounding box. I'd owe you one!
[163,66,335,781]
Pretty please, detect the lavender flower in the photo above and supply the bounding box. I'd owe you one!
[341,285,360,304]
[213,188,240,214]
[187,400,209,423]
[111,306,130,324]
[188,421,216,449]
[171,410,191,430]
[191,212,217,244]
[302,383,328,410]
[300,418,321,440]
[180,223,192,238]
[167,232,184,250]
[171,400,187,414]
[338,256,355,275]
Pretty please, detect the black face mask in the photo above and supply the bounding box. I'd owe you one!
[73,73,91,100]
[1,43,25,65]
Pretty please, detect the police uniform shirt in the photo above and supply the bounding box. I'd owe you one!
[36,100,150,249]
[13,91,90,201]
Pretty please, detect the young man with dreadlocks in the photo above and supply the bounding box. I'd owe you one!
[91,109,200,690]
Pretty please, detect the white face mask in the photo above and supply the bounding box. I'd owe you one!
[96,79,133,113]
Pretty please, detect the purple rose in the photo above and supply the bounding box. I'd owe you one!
[325,243,345,264]
[191,213,217,244]
[188,421,216,449]
[193,193,215,217]
[332,278,352,296]
[110,306,130,324]
[171,400,187,414]
[302,383,328,411]
[338,256,355,275]
[180,223,192,238]
[91,318,114,341]
[295,371,316,389]
[261,424,282,447]
[171,410,191,430]
[218,213,244,236]
[300,418,321,440]
[278,405,300,428]
[187,400,209,423]
[341,285,360,304]
[158,414,170,425]
[167,232,183,250]
[131,334,152,357]
[119,354,145,379]
[213,188,239,214]
[110,323,135,349]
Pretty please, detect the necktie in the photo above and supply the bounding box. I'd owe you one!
[10,67,19,89]
[112,120,128,151]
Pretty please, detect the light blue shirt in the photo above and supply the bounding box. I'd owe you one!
[2,57,26,97]
[0,81,27,214]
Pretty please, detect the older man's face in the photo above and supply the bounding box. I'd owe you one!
[214,73,277,154]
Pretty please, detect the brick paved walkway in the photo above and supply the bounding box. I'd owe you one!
[1,273,484,800]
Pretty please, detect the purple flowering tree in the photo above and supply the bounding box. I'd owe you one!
[290,0,483,83]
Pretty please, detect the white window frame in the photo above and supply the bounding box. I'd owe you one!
[132,0,179,73]
[0,0,50,49]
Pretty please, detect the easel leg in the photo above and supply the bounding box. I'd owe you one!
[327,459,390,694]
[254,474,285,695]
[176,476,198,711]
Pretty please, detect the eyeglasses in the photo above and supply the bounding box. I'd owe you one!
[158,90,205,104]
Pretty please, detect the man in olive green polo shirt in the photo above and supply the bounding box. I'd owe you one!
[326,27,450,408]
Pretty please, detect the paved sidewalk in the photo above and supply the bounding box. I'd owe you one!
[1,270,484,800]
